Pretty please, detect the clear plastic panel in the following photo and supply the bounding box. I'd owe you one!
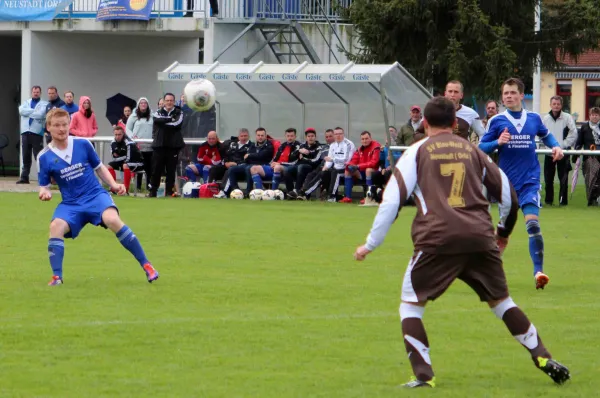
[348,102,395,144]
[282,82,346,104]
[304,103,348,139]
[218,103,260,138]
[237,81,301,104]
[382,68,431,107]
[327,82,381,103]
[260,103,303,139]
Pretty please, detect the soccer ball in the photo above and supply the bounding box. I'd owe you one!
[273,189,285,200]
[184,79,216,112]
[249,189,263,200]
[182,181,201,198]
[262,189,276,200]
[230,189,244,199]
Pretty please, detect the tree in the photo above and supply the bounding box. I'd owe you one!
[342,0,600,99]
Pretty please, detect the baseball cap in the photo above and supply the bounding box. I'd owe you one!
[410,105,421,112]
[305,127,316,134]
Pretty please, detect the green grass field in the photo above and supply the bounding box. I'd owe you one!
[1,191,599,397]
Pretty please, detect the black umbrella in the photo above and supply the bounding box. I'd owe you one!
[106,93,137,126]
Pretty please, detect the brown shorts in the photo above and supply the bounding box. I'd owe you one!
[401,250,509,303]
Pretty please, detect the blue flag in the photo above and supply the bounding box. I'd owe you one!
[96,0,155,21]
[0,0,73,21]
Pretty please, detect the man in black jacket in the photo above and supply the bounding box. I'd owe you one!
[291,129,335,200]
[149,93,184,197]
[208,128,252,182]
[106,126,144,194]
[214,127,273,198]
[249,127,300,191]
[286,128,323,197]
[44,86,66,144]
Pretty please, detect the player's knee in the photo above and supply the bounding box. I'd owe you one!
[489,296,517,319]
[102,208,123,231]
[49,219,69,238]
[366,168,374,177]
[399,301,426,321]
[123,164,129,170]
[274,165,283,173]
[250,165,260,174]
[203,165,211,172]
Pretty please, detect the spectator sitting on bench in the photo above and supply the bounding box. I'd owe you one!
[285,128,323,197]
[339,131,381,204]
[250,128,300,190]
[106,125,144,195]
[184,131,221,183]
[209,128,252,183]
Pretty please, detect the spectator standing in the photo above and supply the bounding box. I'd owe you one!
[575,107,600,206]
[482,100,499,129]
[61,91,79,116]
[44,86,66,144]
[127,97,154,191]
[17,85,48,184]
[541,96,577,206]
[149,93,184,198]
[208,129,252,183]
[118,106,132,130]
[69,96,99,139]
[388,126,398,143]
[397,106,423,146]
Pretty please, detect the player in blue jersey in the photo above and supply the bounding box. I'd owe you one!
[479,78,563,290]
[38,108,159,286]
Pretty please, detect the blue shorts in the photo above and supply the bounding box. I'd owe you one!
[517,183,541,216]
[258,165,274,180]
[52,192,118,239]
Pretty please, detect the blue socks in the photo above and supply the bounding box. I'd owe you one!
[202,166,210,183]
[526,219,544,275]
[185,166,197,182]
[366,177,372,186]
[116,225,149,267]
[48,238,65,278]
[272,172,281,189]
[251,173,264,189]
[344,176,353,198]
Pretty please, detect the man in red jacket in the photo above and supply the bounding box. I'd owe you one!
[340,131,381,203]
[184,131,221,183]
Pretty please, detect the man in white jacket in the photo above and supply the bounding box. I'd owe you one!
[323,127,356,202]
[541,96,578,206]
[17,85,48,184]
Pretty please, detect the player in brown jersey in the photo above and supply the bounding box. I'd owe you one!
[354,96,570,388]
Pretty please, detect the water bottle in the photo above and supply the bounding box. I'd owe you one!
[157,179,166,198]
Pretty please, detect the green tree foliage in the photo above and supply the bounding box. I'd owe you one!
[342,0,600,99]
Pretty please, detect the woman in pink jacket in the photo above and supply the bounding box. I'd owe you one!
[69,96,98,138]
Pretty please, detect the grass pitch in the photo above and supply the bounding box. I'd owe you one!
[0,191,599,397]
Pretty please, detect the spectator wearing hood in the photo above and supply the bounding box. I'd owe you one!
[44,86,66,143]
[69,96,98,139]
[127,97,154,191]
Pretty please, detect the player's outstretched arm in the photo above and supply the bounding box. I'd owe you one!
[96,164,126,195]
[355,149,418,261]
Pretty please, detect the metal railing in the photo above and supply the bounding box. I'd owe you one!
[216,0,351,21]
[55,0,191,18]
[53,0,351,21]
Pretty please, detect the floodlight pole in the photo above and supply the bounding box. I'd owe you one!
[379,84,394,168]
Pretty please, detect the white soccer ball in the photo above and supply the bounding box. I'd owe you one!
[262,189,276,201]
[182,181,201,198]
[273,189,285,200]
[249,189,263,200]
[184,79,216,112]
[230,189,244,199]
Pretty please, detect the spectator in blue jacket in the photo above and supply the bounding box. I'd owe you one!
[44,86,66,143]
[17,85,48,184]
[363,140,402,205]
[60,91,79,116]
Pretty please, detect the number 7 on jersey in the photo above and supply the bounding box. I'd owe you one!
[440,162,466,208]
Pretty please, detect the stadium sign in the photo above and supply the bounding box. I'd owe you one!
[96,0,155,21]
[158,72,382,82]
[0,0,73,21]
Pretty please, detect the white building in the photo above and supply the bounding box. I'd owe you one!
[3,0,430,177]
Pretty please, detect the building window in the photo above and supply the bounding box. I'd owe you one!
[587,81,600,120]
[556,80,572,114]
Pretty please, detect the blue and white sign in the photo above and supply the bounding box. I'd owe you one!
[158,72,381,83]
[0,0,73,21]
[96,0,155,21]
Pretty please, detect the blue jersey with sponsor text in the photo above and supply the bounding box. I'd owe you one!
[38,136,106,205]
[480,110,549,191]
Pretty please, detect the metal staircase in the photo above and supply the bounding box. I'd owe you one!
[213,0,350,65]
